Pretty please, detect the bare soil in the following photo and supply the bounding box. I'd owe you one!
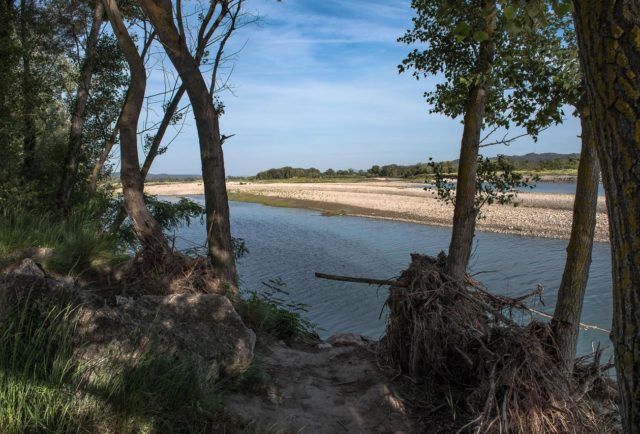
[225,340,421,434]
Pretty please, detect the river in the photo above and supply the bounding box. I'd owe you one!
[174,198,612,358]
[412,181,605,195]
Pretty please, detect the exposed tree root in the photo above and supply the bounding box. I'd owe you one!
[378,253,618,433]
[115,249,234,297]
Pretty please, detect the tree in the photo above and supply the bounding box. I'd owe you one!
[551,101,600,375]
[137,0,242,286]
[400,0,572,279]
[103,0,172,259]
[58,0,105,211]
[571,1,640,430]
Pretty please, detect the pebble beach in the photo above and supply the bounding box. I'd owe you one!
[144,180,610,243]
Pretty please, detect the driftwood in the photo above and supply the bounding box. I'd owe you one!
[314,270,610,334]
[314,272,406,287]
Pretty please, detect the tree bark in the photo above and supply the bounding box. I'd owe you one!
[445,0,497,279]
[572,1,640,431]
[138,0,237,286]
[19,0,36,173]
[58,0,104,210]
[550,107,600,375]
[103,0,170,257]
[88,118,119,193]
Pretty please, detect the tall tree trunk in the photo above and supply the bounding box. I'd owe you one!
[19,0,36,173]
[573,1,640,431]
[58,0,104,210]
[138,0,237,286]
[445,0,496,279]
[550,106,600,375]
[109,84,186,233]
[103,0,170,258]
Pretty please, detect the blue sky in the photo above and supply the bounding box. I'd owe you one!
[143,0,582,176]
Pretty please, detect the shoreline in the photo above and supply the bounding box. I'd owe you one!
[144,180,610,243]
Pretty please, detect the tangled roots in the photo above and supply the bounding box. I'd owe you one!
[379,253,617,433]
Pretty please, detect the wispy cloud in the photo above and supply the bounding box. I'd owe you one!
[145,0,581,175]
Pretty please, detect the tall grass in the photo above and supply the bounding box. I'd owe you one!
[0,207,121,275]
[0,280,235,433]
[0,283,84,433]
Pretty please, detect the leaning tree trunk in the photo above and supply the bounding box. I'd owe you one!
[573,1,640,431]
[103,0,171,258]
[138,0,237,287]
[550,107,600,375]
[58,0,104,210]
[445,0,497,279]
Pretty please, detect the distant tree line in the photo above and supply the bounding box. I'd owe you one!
[253,154,581,180]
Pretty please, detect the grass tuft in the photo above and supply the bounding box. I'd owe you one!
[237,279,316,341]
[0,207,122,276]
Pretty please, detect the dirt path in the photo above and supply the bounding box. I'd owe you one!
[225,338,417,434]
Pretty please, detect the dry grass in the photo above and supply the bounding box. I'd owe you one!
[378,253,618,433]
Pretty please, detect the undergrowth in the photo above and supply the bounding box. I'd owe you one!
[0,206,122,276]
[237,278,316,341]
[0,278,242,433]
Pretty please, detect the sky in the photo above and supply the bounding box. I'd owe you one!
[143,0,582,176]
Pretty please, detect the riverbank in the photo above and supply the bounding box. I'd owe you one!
[145,180,610,242]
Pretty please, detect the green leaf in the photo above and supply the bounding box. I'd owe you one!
[503,5,516,21]
[472,30,490,42]
[552,1,574,17]
[453,21,471,41]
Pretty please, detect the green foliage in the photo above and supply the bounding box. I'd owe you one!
[256,166,324,180]
[399,0,579,138]
[428,154,539,216]
[0,282,230,433]
[0,206,121,275]
[111,195,206,248]
[90,348,223,433]
[238,278,316,340]
[0,285,84,433]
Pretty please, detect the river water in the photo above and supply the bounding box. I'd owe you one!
[174,198,612,357]
[413,182,605,196]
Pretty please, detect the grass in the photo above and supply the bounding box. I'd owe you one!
[237,279,316,341]
[228,192,301,208]
[0,279,242,433]
[0,283,85,433]
[0,207,124,277]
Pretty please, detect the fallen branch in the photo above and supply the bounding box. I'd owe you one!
[314,272,406,287]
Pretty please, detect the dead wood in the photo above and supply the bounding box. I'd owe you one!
[373,252,618,433]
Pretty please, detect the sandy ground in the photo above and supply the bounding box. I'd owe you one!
[144,181,610,242]
[225,339,419,433]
